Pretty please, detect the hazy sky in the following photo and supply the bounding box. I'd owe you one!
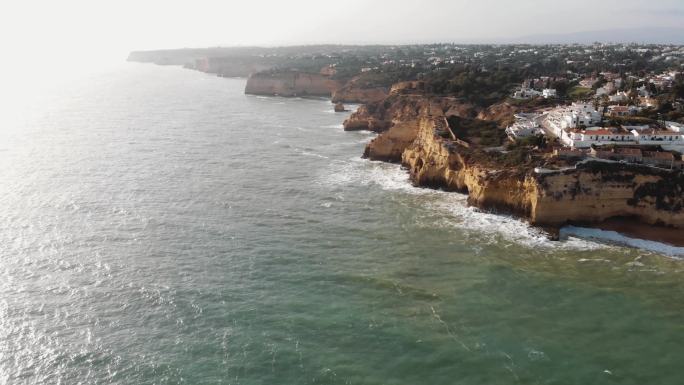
[1,0,684,62]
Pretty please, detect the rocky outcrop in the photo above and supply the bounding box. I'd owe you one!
[331,76,389,103]
[344,95,477,160]
[389,81,426,95]
[343,95,476,131]
[357,94,684,229]
[402,116,684,228]
[332,85,388,104]
[476,102,520,127]
[532,164,684,227]
[245,71,342,97]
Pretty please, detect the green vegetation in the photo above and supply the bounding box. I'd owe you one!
[446,116,507,146]
[347,66,422,87]
[568,86,593,100]
[422,67,523,107]
[606,116,656,126]
[506,97,557,109]
[511,134,546,149]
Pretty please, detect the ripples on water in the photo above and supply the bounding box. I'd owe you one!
[1,63,684,384]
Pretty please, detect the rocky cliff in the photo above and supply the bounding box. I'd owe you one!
[245,71,342,97]
[354,95,684,229]
[332,85,388,104]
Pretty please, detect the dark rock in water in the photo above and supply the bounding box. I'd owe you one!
[334,102,347,112]
[544,226,561,241]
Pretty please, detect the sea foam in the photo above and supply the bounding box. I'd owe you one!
[322,158,608,252]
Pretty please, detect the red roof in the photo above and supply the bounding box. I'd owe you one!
[586,129,618,135]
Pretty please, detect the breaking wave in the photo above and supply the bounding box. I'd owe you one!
[561,226,684,258]
[321,158,607,251]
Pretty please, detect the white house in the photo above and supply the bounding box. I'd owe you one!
[637,85,651,97]
[506,121,542,139]
[666,121,684,133]
[542,89,557,99]
[631,129,684,146]
[562,103,602,129]
[545,103,602,139]
[512,88,542,99]
[562,128,637,148]
[595,82,615,97]
[609,92,629,103]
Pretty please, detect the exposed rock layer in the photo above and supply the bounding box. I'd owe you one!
[355,95,684,229]
[245,71,342,97]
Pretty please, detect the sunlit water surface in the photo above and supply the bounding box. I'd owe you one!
[1,63,683,385]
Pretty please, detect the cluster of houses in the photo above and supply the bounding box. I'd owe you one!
[511,78,558,100]
[512,88,557,99]
[505,113,544,139]
[512,69,681,112]
[506,102,684,170]
[542,103,684,152]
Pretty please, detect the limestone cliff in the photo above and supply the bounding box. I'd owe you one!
[343,95,477,161]
[331,85,388,104]
[331,75,389,103]
[357,95,684,229]
[245,71,342,97]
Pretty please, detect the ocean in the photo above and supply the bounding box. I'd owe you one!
[1,63,683,384]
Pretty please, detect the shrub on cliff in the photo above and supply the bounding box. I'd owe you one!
[421,67,524,107]
[446,116,506,147]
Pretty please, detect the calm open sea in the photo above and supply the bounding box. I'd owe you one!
[1,63,683,384]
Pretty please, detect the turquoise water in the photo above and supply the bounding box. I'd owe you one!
[1,63,683,384]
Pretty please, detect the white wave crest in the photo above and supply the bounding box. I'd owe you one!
[561,226,684,257]
[321,158,607,251]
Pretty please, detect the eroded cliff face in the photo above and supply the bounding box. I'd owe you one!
[245,71,342,97]
[332,86,388,104]
[343,95,477,161]
[532,165,684,227]
[355,95,684,229]
[476,102,520,127]
[401,118,537,218]
[331,77,388,103]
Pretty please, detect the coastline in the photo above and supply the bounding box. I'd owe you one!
[338,93,683,252]
[131,61,684,255]
[588,218,684,247]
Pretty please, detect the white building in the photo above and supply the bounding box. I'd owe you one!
[561,103,603,129]
[666,121,684,133]
[545,103,684,150]
[609,91,629,103]
[562,127,684,150]
[512,88,542,99]
[595,82,616,97]
[607,105,638,117]
[542,89,557,99]
[506,121,542,139]
[631,129,684,150]
[507,113,543,139]
[546,103,602,139]
[561,127,637,148]
[637,85,652,98]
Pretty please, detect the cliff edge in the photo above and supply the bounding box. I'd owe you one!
[245,71,342,97]
[350,94,684,230]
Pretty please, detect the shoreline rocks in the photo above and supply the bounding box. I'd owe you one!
[334,102,347,112]
[350,94,684,232]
